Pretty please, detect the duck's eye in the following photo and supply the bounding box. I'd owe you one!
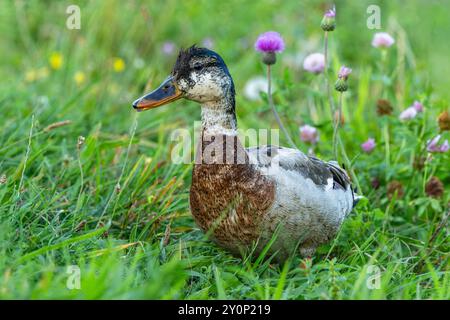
[193,64,202,71]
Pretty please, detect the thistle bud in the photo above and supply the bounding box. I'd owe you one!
[334,78,348,92]
[262,52,276,65]
[335,65,352,92]
[321,7,336,32]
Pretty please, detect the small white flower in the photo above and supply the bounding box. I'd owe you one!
[399,107,417,121]
[372,32,395,48]
[299,124,319,144]
[202,37,214,49]
[37,96,49,108]
[133,58,145,69]
[243,76,271,101]
[303,53,325,74]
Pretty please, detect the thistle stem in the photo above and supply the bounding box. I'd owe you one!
[380,49,387,98]
[338,136,361,194]
[332,92,343,159]
[323,31,334,117]
[323,28,361,194]
[383,121,391,181]
[267,64,297,149]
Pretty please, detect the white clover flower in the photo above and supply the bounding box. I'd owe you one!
[303,53,325,74]
[299,124,319,144]
[399,107,417,121]
[243,76,271,101]
[372,32,395,48]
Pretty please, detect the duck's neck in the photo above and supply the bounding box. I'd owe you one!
[201,95,237,136]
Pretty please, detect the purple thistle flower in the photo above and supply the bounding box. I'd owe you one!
[426,135,449,153]
[324,7,336,18]
[303,53,325,74]
[254,31,285,53]
[361,138,376,153]
[338,66,352,79]
[299,125,319,144]
[399,107,417,121]
[412,101,424,113]
[372,32,395,48]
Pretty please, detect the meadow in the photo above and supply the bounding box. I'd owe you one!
[0,0,448,299]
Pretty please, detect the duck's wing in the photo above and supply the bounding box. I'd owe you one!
[246,145,357,257]
[246,145,352,193]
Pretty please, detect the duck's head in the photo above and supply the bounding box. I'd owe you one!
[133,45,235,111]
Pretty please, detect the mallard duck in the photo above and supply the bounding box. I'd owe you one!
[133,46,358,260]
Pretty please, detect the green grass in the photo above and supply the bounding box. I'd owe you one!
[0,0,448,299]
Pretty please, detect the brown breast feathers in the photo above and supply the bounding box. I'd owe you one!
[189,132,275,254]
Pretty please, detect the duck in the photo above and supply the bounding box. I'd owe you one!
[132,45,358,261]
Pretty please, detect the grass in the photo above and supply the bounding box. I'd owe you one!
[0,0,448,299]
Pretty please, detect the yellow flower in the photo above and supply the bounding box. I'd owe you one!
[25,67,49,82]
[113,57,125,73]
[49,52,63,70]
[37,67,49,78]
[74,71,86,85]
[25,70,37,82]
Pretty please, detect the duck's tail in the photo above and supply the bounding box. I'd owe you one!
[351,186,364,209]
[338,162,364,209]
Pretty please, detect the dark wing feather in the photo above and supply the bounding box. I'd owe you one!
[246,146,351,191]
[309,157,351,190]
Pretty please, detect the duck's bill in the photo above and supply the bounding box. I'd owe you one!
[132,76,182,111]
